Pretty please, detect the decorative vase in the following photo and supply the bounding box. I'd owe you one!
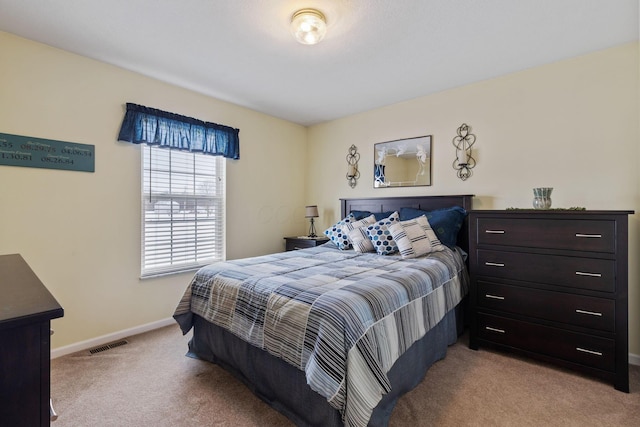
[533,187,553,209]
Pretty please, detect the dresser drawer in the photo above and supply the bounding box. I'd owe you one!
[478,313,615,372]
[476,218,615,253]
[476,249,615,292]
[477,281,615,331]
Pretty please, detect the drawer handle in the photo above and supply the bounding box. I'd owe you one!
[575,233,602,238]
[575,309,603,317]
[50,399,58,421]
[485,326,505,334]
[575,271,602,278]
[485,230,505,234]
[485,294,505,300]
[485,262,505,267]
[576,347,603,357]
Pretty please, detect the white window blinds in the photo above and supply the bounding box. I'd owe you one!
[141,145,225,277]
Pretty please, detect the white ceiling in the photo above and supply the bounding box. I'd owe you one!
[0,0,637,126]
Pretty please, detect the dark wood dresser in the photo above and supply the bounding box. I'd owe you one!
[468,210,632,392]
[0,254,64,426]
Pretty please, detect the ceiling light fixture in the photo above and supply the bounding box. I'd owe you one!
[290,8,327,45]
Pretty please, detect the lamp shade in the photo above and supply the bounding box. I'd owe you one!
[305,205,319,218]
[290,9,327,45]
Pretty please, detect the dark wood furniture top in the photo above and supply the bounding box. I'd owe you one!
[0,254,64,426]
[284,236,330,251]
[0,254,63,327]
[468,210,632,392]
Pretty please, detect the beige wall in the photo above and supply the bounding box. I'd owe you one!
[0,31,308,349]
[2,30,638,358]
[307,43,640,356]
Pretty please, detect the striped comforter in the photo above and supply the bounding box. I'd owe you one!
[174,243,468,427]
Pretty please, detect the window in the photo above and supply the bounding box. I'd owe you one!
[141,145,225,277]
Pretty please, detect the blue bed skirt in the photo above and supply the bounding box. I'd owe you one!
[186,305,462,427]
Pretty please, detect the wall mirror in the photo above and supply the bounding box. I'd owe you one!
[374,135,432,188]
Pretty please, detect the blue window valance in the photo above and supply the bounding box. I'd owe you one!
[117,103,240,159]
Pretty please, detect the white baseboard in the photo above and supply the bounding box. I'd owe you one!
[51,317,176,359]
[630,352,640,366]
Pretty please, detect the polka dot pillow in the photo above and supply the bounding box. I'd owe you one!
[365,211,400,255]
[349,211,399,253]
[324,214,376,250]
[388,215,446,259]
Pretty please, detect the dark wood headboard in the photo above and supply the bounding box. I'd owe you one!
[340,194,474,252]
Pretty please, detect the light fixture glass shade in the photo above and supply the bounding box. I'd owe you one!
[290,9,327,45]
[305,205,319,218]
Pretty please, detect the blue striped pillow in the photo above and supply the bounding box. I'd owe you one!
[399,206,466,248]
[388,215,445,259]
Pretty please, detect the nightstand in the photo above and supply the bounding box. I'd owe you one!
[284,236,329,251]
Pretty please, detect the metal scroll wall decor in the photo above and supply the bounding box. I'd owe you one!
[452,123,476,181]
[346,144,360,188]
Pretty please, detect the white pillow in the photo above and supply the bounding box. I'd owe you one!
[348,226,374,253]
[388,215,445,259]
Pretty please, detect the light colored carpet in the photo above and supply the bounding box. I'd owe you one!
[50,324,640,426]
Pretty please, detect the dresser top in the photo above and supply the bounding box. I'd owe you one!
[470,209,634,215]
[0,254,64,328]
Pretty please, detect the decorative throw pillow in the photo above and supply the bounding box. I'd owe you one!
[389,215,446,259]
[399,206,467,248]
[348,226,374,253]
[349,211,399,253]
[365,211,400,255]
[324,214,376,250]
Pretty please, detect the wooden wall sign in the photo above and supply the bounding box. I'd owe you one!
[0,132,95,173]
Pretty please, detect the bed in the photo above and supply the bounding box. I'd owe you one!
[174,194,473,427]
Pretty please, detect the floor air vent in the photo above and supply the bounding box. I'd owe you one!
[88,339,129,355]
